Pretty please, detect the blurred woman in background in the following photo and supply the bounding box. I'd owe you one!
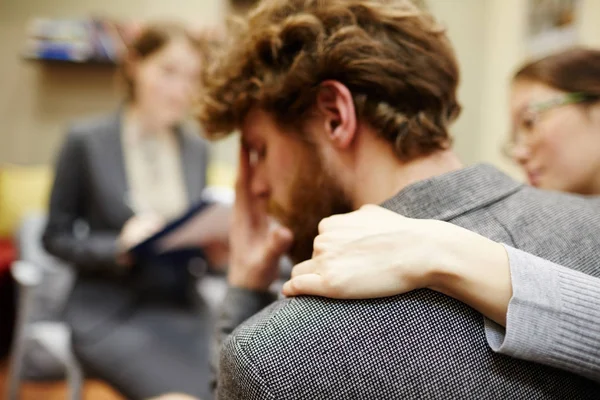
[43,22,214,400]
[506,48,600,195]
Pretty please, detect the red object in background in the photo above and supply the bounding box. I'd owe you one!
[0,238,17,359]
[0,238,17,273]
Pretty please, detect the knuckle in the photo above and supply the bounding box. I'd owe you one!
[290,278,304,292]
[321,267,345,296]
[312,237,328,256]
[317,218,330,233]
[312,234,324,249]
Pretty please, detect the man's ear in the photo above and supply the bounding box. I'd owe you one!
[315,80,357,149]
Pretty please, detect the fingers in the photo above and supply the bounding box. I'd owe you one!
[143,214,165,234]
[234,144,267,227]
[291,258,317,278]
[317,214,344,234]
[273,226,294,251]
[282,273,327,297]
[317,207,372,233]
[135,216,164,239]
[234,145,251,209]
[265,226,293,262]
[317,205,405,235]
[121,214,165,247]
[359,204,381,211]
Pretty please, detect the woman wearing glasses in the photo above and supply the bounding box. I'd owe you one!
[283,49,600,384]
[506,47,600,194]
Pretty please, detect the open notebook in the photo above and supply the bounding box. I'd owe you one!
[128,198,231,266]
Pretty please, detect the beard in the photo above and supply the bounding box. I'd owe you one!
[268,149,353,264]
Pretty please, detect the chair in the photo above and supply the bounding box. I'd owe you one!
[7,188,234,399]
[6,213,82,400]
[197,186,234,314]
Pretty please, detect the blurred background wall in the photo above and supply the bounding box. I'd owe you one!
[430,0,600,178]
[0,0,229,166]
[1,0,599,176]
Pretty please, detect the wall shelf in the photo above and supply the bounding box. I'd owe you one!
[23,56,117,67]
[23,17,136,67]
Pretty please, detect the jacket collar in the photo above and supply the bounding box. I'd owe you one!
[380,164,523,221]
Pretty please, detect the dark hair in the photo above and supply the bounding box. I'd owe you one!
[199,0,461,161]
[513,47,600,100]
[121,22,208,101]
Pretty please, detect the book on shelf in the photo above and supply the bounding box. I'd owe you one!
[24,17,134,64]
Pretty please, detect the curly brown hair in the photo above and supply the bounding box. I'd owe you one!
[198,0,461,160]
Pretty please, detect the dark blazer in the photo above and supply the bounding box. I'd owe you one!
[218,164,600,399]
[43,111,210,336]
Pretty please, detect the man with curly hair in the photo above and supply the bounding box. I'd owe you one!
[199,0,600,398]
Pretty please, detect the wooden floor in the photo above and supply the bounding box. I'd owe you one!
[0,359,124,400]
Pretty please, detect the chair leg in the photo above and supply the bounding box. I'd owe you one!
[6,331,26,400]
[66,355,84,400]
[6,284,36,400]
[8,261,44,400]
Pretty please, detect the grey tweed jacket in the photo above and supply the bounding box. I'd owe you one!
[217,164,600,399]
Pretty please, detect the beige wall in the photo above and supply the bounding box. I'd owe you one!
[1,0,599,170]
[0,0,226,165]
[578,0,600,48]
[427,0,489,166]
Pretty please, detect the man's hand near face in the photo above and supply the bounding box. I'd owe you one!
[227,146,294,291]
[212,147,294,393]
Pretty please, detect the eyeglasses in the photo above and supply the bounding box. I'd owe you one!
[503,92,598,158]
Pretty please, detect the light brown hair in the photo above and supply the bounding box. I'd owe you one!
[198,0,461,161]
[121,22,210,101]
[514,47,600,100]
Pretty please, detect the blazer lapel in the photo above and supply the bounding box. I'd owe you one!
[104,111,133,220]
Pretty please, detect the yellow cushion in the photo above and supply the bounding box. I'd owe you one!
[0,165,53,238]
[207,161,236,188]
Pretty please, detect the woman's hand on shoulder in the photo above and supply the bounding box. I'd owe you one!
[282,205,438,298]
[282,205,504,300]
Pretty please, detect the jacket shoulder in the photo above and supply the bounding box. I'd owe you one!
[67,112,120,142]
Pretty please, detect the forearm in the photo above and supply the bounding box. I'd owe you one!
[44,129,122,273]
[43,231,121,273]
[428,229,512,326]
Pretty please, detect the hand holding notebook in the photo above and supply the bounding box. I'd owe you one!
[123,199,232,267]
